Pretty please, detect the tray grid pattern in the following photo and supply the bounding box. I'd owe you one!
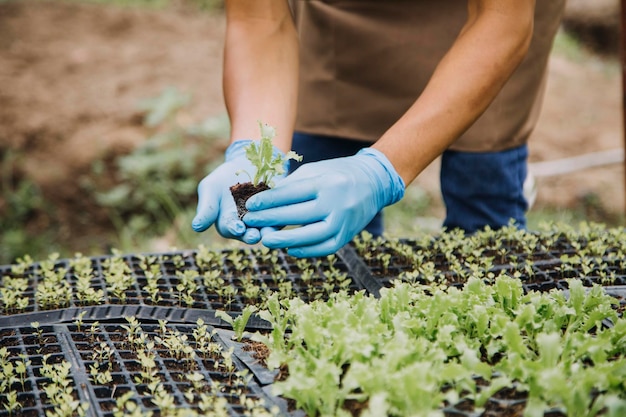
[2,228,626,416]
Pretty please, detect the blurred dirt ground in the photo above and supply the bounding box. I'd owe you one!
[0,0,623,250]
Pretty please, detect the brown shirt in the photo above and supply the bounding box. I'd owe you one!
[289,0,566,152]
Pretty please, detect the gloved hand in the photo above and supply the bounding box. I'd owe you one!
[192,140,287,244]
[243,148,405,257]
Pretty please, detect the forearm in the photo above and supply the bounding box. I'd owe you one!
[374,0,535,185]
[223,0,298,153]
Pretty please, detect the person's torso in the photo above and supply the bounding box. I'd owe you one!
[288,0,566,152]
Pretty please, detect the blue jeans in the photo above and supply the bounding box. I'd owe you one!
[290,132,528,236]
[440,146,528,232]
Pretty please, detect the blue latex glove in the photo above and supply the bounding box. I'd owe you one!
[243,148,405,257]
[192,140,286,244]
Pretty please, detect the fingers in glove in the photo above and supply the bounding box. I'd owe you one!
[287,238,347,258]
[260,220,337,250]
[260,226,279,237]
[246,177,319,211]
[243,200,326,228]
[215,191,247,239]
[262,221,348,258]
[192,177,221,232]
[241,227,262,245]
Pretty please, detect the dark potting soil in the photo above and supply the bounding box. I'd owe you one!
[230,182,270,219]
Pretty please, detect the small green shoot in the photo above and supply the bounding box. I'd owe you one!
[238,121,302,187]
[215,305,258,342]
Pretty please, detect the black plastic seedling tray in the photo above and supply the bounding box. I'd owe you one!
[0,322,289,417]
[349,235,626,296]
[3,233,626,321]
[0,320,573,417]
[2,229,626,417]
[0,304,274,331]
[0,247,364,325]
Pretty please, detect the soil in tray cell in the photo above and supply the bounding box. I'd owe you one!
[161,259,196,276]
[442,374,568,417]
[200,358,218,370]
[15,408,43,417]
[0,333,18,347]
[96,386,135,412]
[19,323,57,340]
[93,386,117,399]
[105,331,128,345]
[21,330,63,356]
[27,352,65,367]
[522,280,560,294]
[97,399,117,413]
[6,378,34,393]
[443,395,542,417]
[109,294,141,305]
[117,349,137,360]
[161,358,197,373]
[121,358,143,373]
[368,265,403,278]
[26,344,62,356]
[15,393,37,409]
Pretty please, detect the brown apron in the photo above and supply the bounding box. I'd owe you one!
[289,0,566,152]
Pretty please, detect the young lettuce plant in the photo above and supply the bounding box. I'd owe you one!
[216,305,258,342]
[230,122,302,219]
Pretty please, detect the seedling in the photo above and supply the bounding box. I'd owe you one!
[36,253,72,310]
[175,270,198,307]
[103,251,134,302]
[30,321,45,346]
[0,276,29,314]
[121,316,143,350]
[215,305,258,342]
[74,311,87,332]
[87,321,101,345]
[192,319,219,359]
[3,390,20,416]
[112,391,143,417]
[218,285,238,311]
[90,363,113,385]
[230,121,302,219]
[15,355,29,391]
[70,253,104,306]
[137,254,162,304]
[40,357,89,417]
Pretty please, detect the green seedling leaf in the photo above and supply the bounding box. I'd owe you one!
[243,121,302,187]
[536,332,562,368]
[216,306,259,342]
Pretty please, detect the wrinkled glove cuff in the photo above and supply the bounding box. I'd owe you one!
[357,148,406,206]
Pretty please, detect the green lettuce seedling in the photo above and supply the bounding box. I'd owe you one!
[238,121,302,187]
[230,121,302,219]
